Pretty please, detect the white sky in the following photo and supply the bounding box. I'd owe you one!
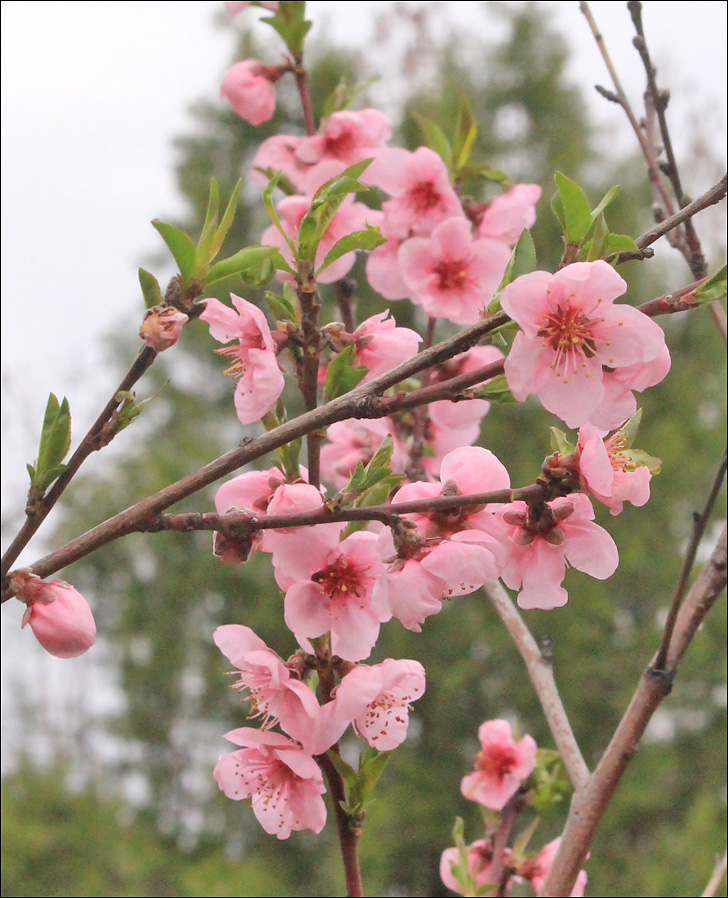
[1,0,726,576]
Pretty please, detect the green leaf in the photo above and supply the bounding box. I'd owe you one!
[113,383,168,435]
[316,225,386,276]
[206,246,290,285]
[590,184,621,222]
[138,268,163,310]
[474,374,515,403]
[694,264,727,304]
[210,178,243,260]
[619,408,643,447]
[324,343,368,402]
[195,177,220,269]
[356,747,390,802]
[31,393,72,490]
[152,220,197,283]
[321,76,378,118]
[606,232,639,255]
[326,750,357,783]
[553,172,592,246]
[622,448,661,474]
[550,427,575,457]
[412,113,452,168]
[453,96,478,171]
[458,162,512,185]
[262,1,312,55]
[489,229,536,310]
[585,212,609,261]
[262,171,296,255]
[265,289,300,325]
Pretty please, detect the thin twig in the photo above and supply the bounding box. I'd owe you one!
[0,345,158,580]
[484,580,590,792]
[633,175,727,252]
[702,851,728,898]
[655,447,727,670]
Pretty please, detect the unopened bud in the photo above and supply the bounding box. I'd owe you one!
[12,571,96,659]
[140,306,188,351]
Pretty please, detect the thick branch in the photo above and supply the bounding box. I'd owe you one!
[484,580,590,792]
[1,312,509,601]
[540,527,727,896]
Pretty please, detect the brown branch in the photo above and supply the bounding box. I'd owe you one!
[484,580,590,792]
[1,345,158,580]
[293,58,317,137]
[636,275,711,318]
[1,311,510,601]
[655,447,727,670]
[316,752,363,897]
[540,526,727,896]
[634,175,728,252]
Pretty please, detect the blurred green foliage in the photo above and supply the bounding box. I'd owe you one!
[3,3,725,897]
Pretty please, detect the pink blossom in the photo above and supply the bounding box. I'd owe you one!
[365,146,464,239]
[440,840,499,895]
[589,344,671,431]
[13,572,96,659]
[427,345,505,439]
[373,531,500,632]
[251,134,308,188]
[501,261,667,428]
[221,60,277,126]
[278,529,388,661]
[214,727,326,838]
[477,183,541,245]
[578,422,653,515]
[528,838,588,897]
[214,624,329,752]
[320,418,405,488]
[494,494,619,610]
[225,1,279,13]
[332,659,426,750]
[139,306,188,352]
[352,311,422,381]
[461,719,537,811]
[399,217,511,325]
[200,294,284,425]
[295,109,392,193]
[261,195,375,284]
[366,232,411,300]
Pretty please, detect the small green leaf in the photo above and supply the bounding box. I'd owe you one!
[316,225,386,276]
[262,171,296,255]
[321,76,378,118]
[326,750,357,783]
[206,246,290,285]
[324,343,368,402]
[453,96,478,171]
[262,1,312,55]
[458,162,512,186]
[622,449,661,474]
[553,172,593,246]
[265,289,300,325]
[412,113,452,168]
[585,212,609,261]
[590,184,621,222]
[138,268,163,310]
[694,264,727,304]
[31,393,72,490]
[619,408,642,447]
[195,177,221,268]
[474,374,515,403]
[210,178,243,259]
[152,220,197,283]
[489,229,536,310]
[550,426,575,457]
[606,232,639,255]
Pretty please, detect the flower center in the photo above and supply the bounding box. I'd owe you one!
[476,743,518,782]
[408,180,441,212]
[604,432,634,472]
[537,304,597,380]
[324,129,356,160]
[434,259,469,292]
[312,556,366,598]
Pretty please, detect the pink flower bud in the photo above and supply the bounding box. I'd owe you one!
[221,59,278,126]
[13,572,96,659]
[139,306,188,351]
